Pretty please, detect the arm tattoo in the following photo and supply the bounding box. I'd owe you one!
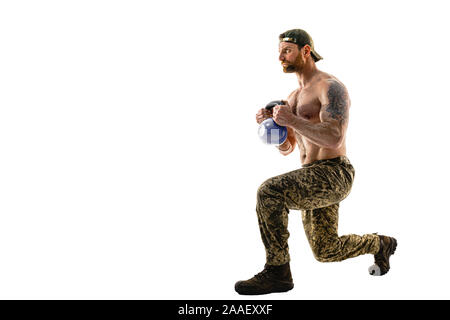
[324,81,349,125]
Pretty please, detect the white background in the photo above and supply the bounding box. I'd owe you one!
[0,0,449,299]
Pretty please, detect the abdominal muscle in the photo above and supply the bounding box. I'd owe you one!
[295,133,347,166]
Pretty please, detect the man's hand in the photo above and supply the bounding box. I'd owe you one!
[255,108,273,124]
[273,103,296,127]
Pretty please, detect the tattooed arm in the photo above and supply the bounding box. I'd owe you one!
[289,80,350,149]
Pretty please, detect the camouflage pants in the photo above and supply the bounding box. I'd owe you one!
[256,156,380,265]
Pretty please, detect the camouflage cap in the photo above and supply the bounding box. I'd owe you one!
[279,29,323,62]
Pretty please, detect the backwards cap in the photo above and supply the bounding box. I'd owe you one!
[279,29,323,62]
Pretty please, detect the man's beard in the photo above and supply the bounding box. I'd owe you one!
[282,56,302,73]
[284,64,297,73]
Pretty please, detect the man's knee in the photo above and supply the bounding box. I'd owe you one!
[310,239,341,263]
[256,178,286,219]
[257,178,283,199]
[312,251,330,263]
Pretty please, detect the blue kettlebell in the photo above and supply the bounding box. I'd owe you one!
[258,100,288,145]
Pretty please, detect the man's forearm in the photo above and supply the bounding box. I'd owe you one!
[277,126,295,155]
[277,138,293,155]
[290,116,342,149]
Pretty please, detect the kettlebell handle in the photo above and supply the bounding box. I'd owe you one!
[265,100,285,111]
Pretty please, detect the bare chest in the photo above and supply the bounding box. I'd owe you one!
[290,89,321,121]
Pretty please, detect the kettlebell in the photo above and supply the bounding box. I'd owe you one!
[258,100,288,145]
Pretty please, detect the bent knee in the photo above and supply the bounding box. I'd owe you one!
[312,252,331,263]
[257,178,283,197]
[310,241,341,263]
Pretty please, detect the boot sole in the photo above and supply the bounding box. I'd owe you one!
[235,282,294,295]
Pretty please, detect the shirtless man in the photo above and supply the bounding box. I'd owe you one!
[235,29,397,295]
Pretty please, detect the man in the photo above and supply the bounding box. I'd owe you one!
[235,29,397,295]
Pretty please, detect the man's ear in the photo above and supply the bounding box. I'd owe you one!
[302,44,312,58]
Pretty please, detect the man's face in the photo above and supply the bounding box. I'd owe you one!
[278,42,303,73]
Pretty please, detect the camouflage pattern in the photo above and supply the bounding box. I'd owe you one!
[256,156,380,265]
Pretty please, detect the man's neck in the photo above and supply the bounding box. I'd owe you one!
[296,61,318,88]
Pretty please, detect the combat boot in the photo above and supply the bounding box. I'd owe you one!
[368,235,397,276]
[235,263,294,295]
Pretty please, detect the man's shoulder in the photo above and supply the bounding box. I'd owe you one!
[316,73,346,90]
[312,73,351,110]
[315,75,349,98]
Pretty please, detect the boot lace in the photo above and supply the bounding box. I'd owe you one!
[254,266,276,281]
